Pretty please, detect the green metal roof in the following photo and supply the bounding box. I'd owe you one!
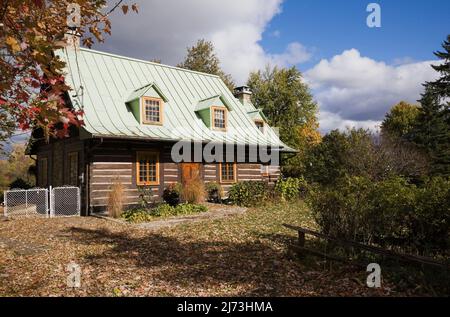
[194,94,233,112]
[247,109,268,122]
[126,82,169,103]
[57,47,296,152]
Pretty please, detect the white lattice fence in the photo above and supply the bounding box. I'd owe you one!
[3,188,49,218]
[3,186,80,218]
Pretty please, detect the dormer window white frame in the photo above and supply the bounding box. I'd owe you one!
[211,106,227,131]
[141,96,164,125]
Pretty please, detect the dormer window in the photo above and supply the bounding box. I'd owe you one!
[255,120,265,133]
[212,106,227,131]
[142,97,163,125]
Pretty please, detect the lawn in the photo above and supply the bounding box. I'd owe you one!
[0,201,399,297]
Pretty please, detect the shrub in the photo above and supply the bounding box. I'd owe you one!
[175,203,207,215]
[205,182,223,203]
[137,186,156,208]
[163,183,182,206]
[181,176,206,204]
[121,208,153,223]
[228,181,269,207]
[107,178,124,218]
[274,177,308,201]
[412,177,450,252]
[121,203,208,223]
[9,178,32,190]
[308,176,373,243]
[151,203,176,217]
[308,176,450,255]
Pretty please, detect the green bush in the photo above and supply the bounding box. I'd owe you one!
[412,177,450,252]
[205,182,223,203]
[175,203,207,215]
[308,176,450,255]
[274,177,308,201]
[228,181,269,207]
[151,203,176,217]
[121,208,154,223]
[122,203,208,223]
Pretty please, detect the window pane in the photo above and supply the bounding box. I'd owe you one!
[145,99,161,123]
[137,153,159,184]
[221,163,234,181]
[139,159,147,183]
[214,109,226,129]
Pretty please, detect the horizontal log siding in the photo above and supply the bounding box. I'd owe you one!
[86,140,282,209]
[162,144,179,186]
[204,164,218,182]
[237,164,263,181]
[262,165,281,185]
[89,142,166,208]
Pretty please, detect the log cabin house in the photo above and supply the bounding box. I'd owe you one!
[28,48,295,215]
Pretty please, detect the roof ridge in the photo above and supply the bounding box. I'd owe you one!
[78,47,222,79]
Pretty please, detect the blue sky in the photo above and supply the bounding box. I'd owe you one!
[262,0,450,69]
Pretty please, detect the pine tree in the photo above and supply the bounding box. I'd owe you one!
[177,39,235,91]
[414,35,450,176]
[426,35,450,102]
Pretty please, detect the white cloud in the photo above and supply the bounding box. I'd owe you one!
[318,111,381,134]
[268,42,311,67]
[97,0,311,84]
[305,49,439,132]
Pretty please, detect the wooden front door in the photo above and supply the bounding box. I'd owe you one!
[181,163,201,184]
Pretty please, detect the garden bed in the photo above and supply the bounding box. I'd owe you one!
[95,203,247,231]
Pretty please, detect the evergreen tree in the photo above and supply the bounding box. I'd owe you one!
[178,39,235,91]
[414,35,450,176]
[426,35,450,102]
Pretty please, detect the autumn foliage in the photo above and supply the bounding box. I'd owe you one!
[0,0,137,140]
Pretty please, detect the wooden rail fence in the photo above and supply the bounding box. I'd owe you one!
[283,224,449,269]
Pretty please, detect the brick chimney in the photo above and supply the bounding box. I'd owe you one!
[234,86,252,105]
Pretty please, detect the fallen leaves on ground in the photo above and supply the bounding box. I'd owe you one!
[0,201,406,296]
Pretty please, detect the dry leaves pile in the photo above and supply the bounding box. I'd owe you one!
[0,202,404,297]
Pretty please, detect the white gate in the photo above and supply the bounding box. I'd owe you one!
[3,186,80,218]
[3,188,49,218]
[50,186,81,217]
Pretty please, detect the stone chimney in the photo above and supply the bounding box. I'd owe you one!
[234,86,252,105]
[64,29,81,51]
